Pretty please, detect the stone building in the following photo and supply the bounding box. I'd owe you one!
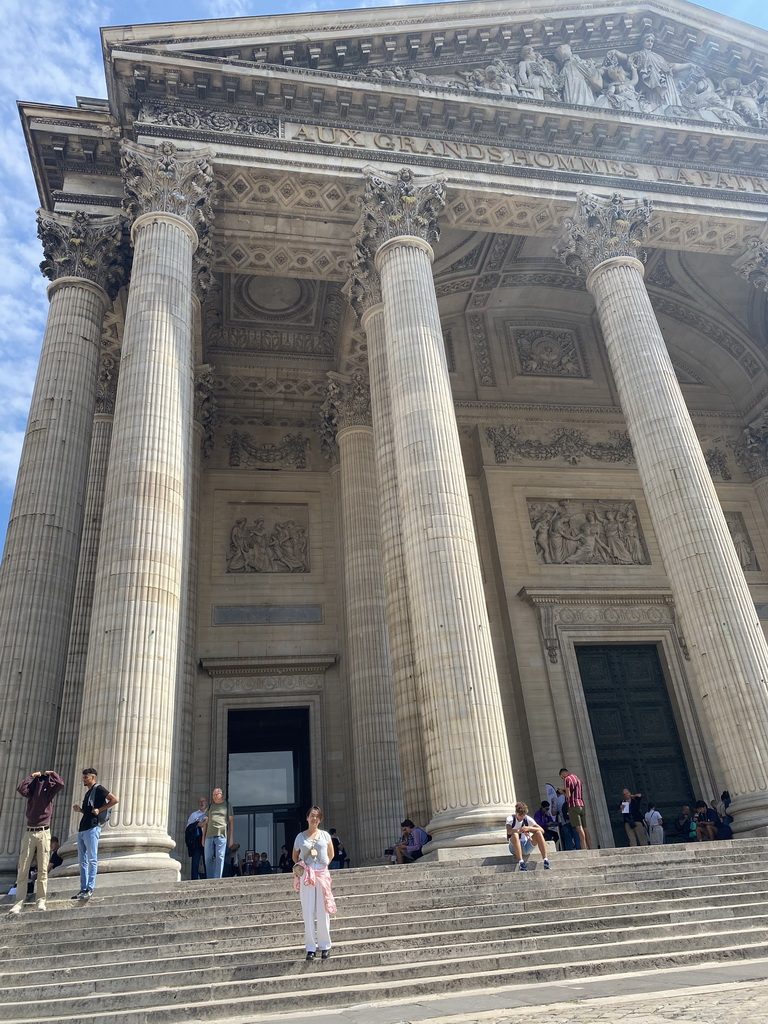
[4,0,768,882]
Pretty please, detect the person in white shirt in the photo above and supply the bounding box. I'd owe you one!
[292,805,336,960]
[644,803,664,845]
[506,801,551,871]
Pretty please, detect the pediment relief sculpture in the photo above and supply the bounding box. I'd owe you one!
[356,34,768,127]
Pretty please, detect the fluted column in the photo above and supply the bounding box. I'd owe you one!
[349,261,429,826]
[74,141,214,879]
[321,372,403,862]
[555,192,768,835]
[359,167,516,851]
[0,211,123,877]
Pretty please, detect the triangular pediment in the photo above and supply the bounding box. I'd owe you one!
[106,0,768,129]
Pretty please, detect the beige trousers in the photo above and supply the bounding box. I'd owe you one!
[12,828,51,904]
[625,821,649,846]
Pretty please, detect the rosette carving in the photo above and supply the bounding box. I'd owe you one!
[121,139,215,240]
[359,166,445,253]
[37,209,126,298]
[553,192,653,277]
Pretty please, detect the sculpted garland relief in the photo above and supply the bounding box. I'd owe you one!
[528,499,650,566]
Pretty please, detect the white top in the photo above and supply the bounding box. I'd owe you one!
[186,809,206,827]
[294,829,332,867]
[506,814,537,831]
[644,810,663,827]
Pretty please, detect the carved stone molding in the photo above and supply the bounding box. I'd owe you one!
[96,353,119,415]
[733,236,768,293]
[703,447,731,480]
[527,498,650,566]
[486,424,634,466]
[520,588,676,664]
[553,191,653,277]
[121,139,215,239]
[37,209,126,298]
[226,429,310,469]
[137,102,279,139]
[729,420,768,481]
[359,166,446,254]
[194,363,218,458]
[201,654,335,695]
[508,322,588,379]
[467,313,496,387]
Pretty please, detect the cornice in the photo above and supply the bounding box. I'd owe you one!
[200,654,336,677]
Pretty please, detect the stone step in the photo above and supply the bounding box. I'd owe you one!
[2,908,766,999]
[4,885,765,975]
[4,931,768,1023]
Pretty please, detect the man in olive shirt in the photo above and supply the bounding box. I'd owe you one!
[202,788,233,879]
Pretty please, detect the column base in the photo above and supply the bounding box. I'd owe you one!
[424,806,511,853]
[52,829,181,885]
[730,792,768,836]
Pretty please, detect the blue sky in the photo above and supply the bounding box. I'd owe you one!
[0,0,767,555]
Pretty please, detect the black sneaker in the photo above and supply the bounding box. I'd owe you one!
[321,949,331,960]
[305,951,316,961]
[82,890,93,900]
[71,890,88,900]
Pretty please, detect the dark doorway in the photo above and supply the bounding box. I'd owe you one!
[575,644,695,847]
[227,707,312,866]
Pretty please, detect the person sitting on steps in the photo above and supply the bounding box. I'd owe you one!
[506,802,551,871]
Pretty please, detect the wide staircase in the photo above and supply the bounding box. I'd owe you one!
[3,840,768,1023]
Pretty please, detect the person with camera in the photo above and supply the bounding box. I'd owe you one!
[71,768,118,900]
[7,769,65,916]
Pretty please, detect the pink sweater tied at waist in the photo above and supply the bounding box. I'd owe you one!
[293,863,337,914]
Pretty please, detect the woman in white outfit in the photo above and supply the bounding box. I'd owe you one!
[293,805,336,960]
[644,803,664,845]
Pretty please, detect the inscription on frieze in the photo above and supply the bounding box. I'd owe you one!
[528,499,650,566]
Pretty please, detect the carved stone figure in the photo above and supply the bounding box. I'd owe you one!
[553,44,603,106]
[516,46,559,101]
[682,68,745,124]
[226,515,309,573]
[719,78,766,127]
[598,51,641,111]
[528,500,649,565]
[618,33,692,113]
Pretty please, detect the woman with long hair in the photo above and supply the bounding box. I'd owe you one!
[292,805,336,960]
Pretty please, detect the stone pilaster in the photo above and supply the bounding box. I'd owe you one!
[360,167,517,851]
[320,371,403,862]
[555,191,768,835]
[73,141,214,879]
[349,254,429,826]
[0,210,124,877]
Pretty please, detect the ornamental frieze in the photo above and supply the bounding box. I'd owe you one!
[226,429,310,469]
[486,424,634,466]
[226,507,309,574]
[137,102,279,138]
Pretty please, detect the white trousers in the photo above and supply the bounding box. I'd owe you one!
[299,876,331,952]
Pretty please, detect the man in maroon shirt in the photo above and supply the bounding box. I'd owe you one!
[7,770,65,916]
[559,767,592,850]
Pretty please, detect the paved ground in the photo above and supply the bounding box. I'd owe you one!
[237,960,768,1024]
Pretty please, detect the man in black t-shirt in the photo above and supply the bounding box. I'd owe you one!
[71,768,118,900]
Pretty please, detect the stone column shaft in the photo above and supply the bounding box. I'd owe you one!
[54,412,113,841]
[556,193,768,833]
[0,206,122,874]
[75,211,197,873]
[363,303,429,825]
[336,420,403,860]
[361,168,516,851]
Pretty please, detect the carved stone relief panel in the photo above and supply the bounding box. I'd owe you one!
[724,511,760,572]
[486,424,634,466]
[226,503,309,574]
[527,498,650,566]
[507,321,589,379]
[226,429,311,470]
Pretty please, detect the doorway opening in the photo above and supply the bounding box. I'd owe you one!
[227,707,312,867]
[575,644,695,847]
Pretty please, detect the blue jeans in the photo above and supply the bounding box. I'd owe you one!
[205,836,226,879]
[77,825,102,891]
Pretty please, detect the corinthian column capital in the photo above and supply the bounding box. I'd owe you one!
[321,371,372,434]
[120,139,215,241]
[346,243,382,321]
[37,209,126,298]
[732,236,768,292]
[553,191,653,279]
[360,166,446,257]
